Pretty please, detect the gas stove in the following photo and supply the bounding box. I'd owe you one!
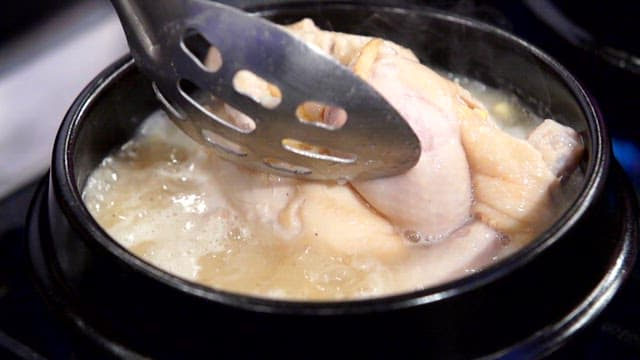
[0,1,638,358]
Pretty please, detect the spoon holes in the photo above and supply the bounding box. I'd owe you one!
[201,129,248,157]
[282,138,356,164]
[178,79,256,133]
[232,70,282,109]
[152,82,185,120]
[263,157,311,176]
[182,30,222,72]
[295,102,347,130]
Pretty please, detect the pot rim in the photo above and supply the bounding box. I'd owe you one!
[31,164,639,358]
[51,3,609,314]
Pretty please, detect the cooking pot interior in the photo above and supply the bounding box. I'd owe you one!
[70,3,597,285]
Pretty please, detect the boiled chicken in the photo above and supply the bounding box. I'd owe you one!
[282,19,583,248]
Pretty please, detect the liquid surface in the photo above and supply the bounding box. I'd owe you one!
[82,81,564,300]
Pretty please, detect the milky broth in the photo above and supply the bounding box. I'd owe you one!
[82,81,564,300]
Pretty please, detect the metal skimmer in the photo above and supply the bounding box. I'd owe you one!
[110,0,420,181]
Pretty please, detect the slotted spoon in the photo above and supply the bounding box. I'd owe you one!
[110,0,420,181]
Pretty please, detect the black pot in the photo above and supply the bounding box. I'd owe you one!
[26,3,638,359]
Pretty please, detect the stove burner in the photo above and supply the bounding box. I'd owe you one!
[0,180,73,359]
